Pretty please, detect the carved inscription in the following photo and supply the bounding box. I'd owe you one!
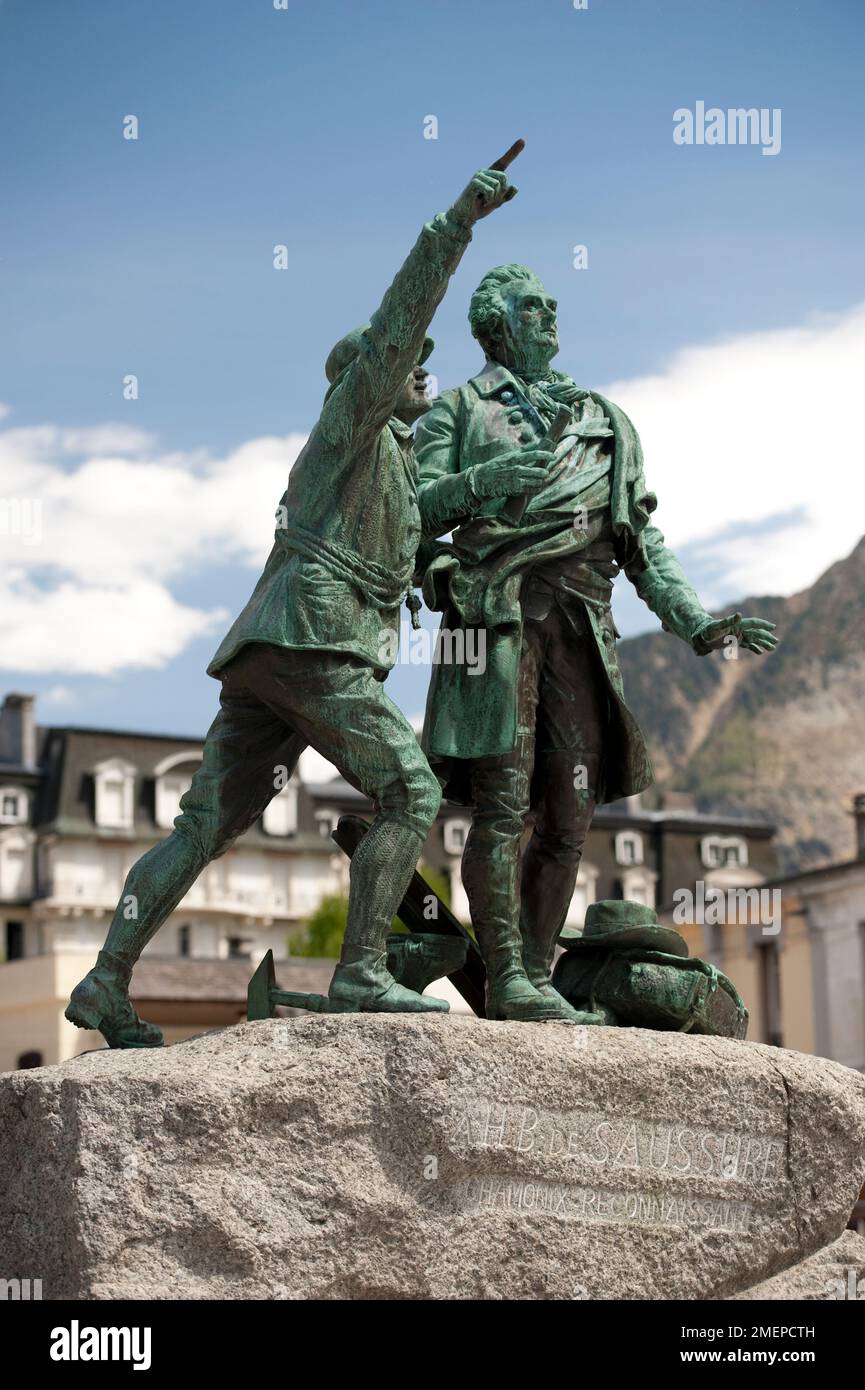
[459,1176,752,1233]
[450,1101,784,1184]
[433,1101,787,1232]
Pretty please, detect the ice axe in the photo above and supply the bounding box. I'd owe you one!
[247,815,487,1020]
[247,950,331,1019]
[331,815,486,1015]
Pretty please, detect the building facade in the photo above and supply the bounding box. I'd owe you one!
[0,693,349,1069]
[765,797,865,1074]
[0,690,806,1071]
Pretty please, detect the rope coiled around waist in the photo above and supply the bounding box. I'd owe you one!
[276,522,415,613]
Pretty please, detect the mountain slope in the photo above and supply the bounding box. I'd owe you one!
[617,537,865,873]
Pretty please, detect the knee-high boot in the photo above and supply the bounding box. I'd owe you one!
[519,832,606,1025]
[463,834,574,1022]
[328,817,449,1013]
[66,825,210,1047]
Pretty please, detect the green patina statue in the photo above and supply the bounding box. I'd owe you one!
[65,147,529,1048]
[64,143,768,1049]
[553,900,748,1038]
[414,264,777,1025]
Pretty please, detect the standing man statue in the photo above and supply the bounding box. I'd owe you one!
[415,264,778,1023]
[66,156,526,1048]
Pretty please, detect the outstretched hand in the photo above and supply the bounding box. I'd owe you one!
[693,614,778,657]
[451,139,524,226]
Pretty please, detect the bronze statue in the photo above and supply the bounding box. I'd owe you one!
[415,264,777,1023]
[65,150,528,1048]
[64,146,768,1048]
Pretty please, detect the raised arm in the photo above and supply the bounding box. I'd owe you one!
[321,152,523,448]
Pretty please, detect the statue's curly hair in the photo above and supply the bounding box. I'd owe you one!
[468,264,545,356]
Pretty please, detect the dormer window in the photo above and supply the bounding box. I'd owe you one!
[156,776,188,828]
[615,830,644,866]
[0,787,27,825]
[93,758,136,829]
[701,835,749,870]
[153,751,202,830]
[0,836,30,898]
[314,810,340,840]
[443,818,471,855]
[262,781,299,837]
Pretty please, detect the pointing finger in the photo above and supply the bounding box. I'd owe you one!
[489,138,525,172]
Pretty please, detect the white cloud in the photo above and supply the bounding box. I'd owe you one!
[3,300,863,676]
[40,685,76,706]
[601,302,865,605]
[0,576,229,675]
[0,421,156,460]
[0,422,307,674]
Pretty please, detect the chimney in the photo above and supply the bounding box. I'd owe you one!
[0,693,37,768]
[854,794,865,861]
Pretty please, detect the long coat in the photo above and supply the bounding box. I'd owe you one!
[414,360,713,806]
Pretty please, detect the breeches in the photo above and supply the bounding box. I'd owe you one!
[104,643,441,960]
[178,642,440,855]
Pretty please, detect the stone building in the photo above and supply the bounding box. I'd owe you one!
[765,797,865,1074]
[0,690,790,1070]
[0,693,347,1068]
[659,793,865,1073]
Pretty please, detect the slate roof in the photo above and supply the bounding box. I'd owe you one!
[30,725,338,850]
[0,710,776,846]
[130,955,334,1002]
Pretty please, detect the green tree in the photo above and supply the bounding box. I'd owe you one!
[416,861,451,909]
[292,862,451,958]
[294,895,348,959]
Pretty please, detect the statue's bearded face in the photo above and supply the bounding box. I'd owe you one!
[393,362,432,425]
[496,280,559,373]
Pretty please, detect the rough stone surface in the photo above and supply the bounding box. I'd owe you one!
[727,1229,865,1301]
[2,1017,864,1301]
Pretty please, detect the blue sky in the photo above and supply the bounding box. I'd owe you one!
[1,0,864,740]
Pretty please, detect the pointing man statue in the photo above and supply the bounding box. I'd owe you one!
[416,264,778,1023]
[66,149,533,1047]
